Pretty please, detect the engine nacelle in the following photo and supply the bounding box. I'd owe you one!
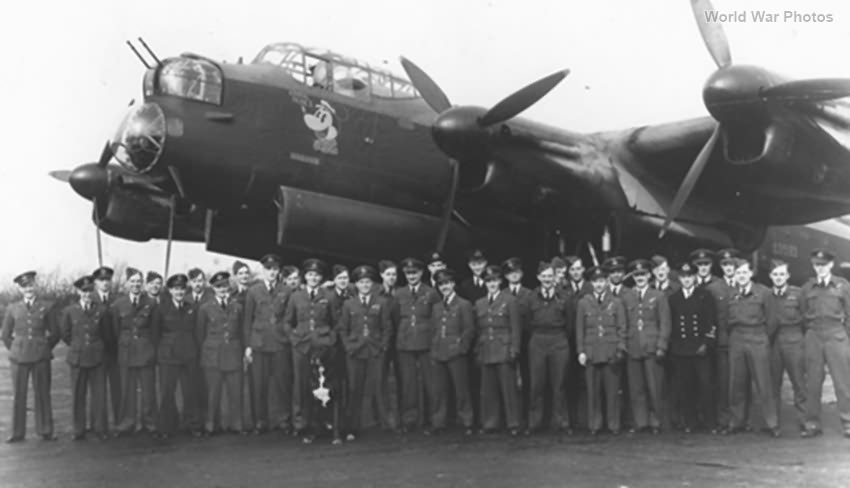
[96,187,204,242]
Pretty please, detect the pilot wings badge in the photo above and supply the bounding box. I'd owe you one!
[302,100,339,155]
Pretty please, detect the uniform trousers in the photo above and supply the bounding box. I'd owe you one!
[71,364,106,435]
[205,368,243,432]
[251,349,292,430]
[528,333,569,430]
[346,354,383,433]
[770,331,807,427]
[671,354,714,428]
[728,330,778,429]
[102,353,122,427]
[9,360,53,438]
[804,327,850,430]
[117,365,157,432]
[714,346,731,427]
[397,350,433,428]
[627,356,664,429]
[158,362,200,434]
[380,346,401,429]
[431,356,473,429]
[585,361,621,432]
[480,361,520,430]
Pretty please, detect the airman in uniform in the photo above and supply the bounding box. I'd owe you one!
[145,271,164,305]
[691,249,718,287]
[526,261,574,434]
[92,266,121,427]
[724,259,779,437]
[243,253,292,434]
[703,248,740,430]
[61,275,111,440]
[338,265,391,440]
[563,256,592,430]
[576,266,627,435]
[282,265,301,291]
[552,257,568,289]
[800,249,850,438]
[152,274,200,438]
[197,271,245,435]
[232,260,253,305]
[231,260,254,430]
[651,254,681,430]
[2,271,59,442]
[112,267,158,436]
[459,249,489,302]
[650,255,680,296]
[476,265,522,435]
[429,269,475,435]
[667,263,716,433]
[603,256,629,297]
[622,259,671,434]
[392,257,440,433]
[426,251,447,289]
[284,258,337,439]
[502,258,532,421]
[377,259,400,430]
[329,265,354,321]
[766,259,807,431]
[187,268,214,308]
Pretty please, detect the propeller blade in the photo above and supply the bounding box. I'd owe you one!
[164,195,176,278]
[435,159,460,252]
[479,69,570,127]
[93,197,103,268]
[48,170,71,182]
[399,57,452,113]
[97,141,113,168]
[659,124,721,238]
[762,78,850,102]
[690,0,732,68]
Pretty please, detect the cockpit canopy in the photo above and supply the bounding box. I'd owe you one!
[253,42,419,101]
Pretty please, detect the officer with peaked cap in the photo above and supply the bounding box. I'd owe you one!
[651,255,680,297]
[393,257,440,433]
[284,258,337,442]
[667,262,716,433]
[91,266,120,427]
[430,268,475,435]
[526,261,574,434]
[197,271,246,435]
[621,259,671,434]
[502,257,532,421]
[2,271,60,442]
[243,252,292,434]
[476,265,522,435]
[603,256,628,297]
[339,265,392,439]
[690,249,717,287]
[187,268,214,308]
[152,274,202,438]
[61,276,111,440]
[765,259,807,432]
[800,249,850,438]
[426,251,447,289]
[329,265,354,324]
[112,267,158,436]
[576,265,627,435]
[460,249,489,302]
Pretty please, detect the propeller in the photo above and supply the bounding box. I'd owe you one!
[660,0,850,238]
[48,170,71,182]
[164,195,176,278]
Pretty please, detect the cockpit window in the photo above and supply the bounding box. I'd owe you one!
[253,43,419,100]
[157,58,223,105]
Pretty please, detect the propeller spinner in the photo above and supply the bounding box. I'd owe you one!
[659,0,850,237]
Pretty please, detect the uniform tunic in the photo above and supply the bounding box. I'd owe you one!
[152,299,201,434]
[726,283,778,430]
[622,286,671,429]
[2,299,59,439]
[767,286,806,427]
[392,284,440,428]
[668,287,715,429]
[800,276,850,431]
[527,287,573,431]
[475,291,521,430]
[243,281,291,430]
[92,291,121,424]
[576,292,626,432]
[61,302,111,436]
[111,293,158,432]
[705,276,735,426]
[284,287,336,432]
[505,284,533,422]
[197,298,244,432]
[430,294,474,429]
[339,293,391,432]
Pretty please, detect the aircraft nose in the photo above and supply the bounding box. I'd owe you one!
[111,102,167,173]
[69,163,109,199]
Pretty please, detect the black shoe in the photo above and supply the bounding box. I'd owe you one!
[463,428,474,436]
[302,434,315,444]
[72,433,86,441]
[589,429,600,436]
[769,428,781,438]
[801,428,823,438]
[279,427,293,436]
[683,427,693,434]
[5,436,23,443]
[96,433,110,441]
[610,429,621,436]
[509,428,520,437]
[191,430,204,438]
[650,427,661,435]
[41,434,57,441]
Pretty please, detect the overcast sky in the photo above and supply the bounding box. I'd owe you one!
[1,0,849,283]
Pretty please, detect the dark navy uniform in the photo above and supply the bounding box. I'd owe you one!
[668,284,716,430]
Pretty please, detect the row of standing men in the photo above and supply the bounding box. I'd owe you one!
[3,246,850,443]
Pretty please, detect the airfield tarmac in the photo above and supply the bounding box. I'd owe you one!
[0,347,848,488]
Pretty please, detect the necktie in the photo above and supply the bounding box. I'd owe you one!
[820,279,826,287]
[310,289,316,301]
[639,289,645,301]
[475,278,481,288]
[361,296,367,307]
[596,294,602,304]
[489,295,494,305]
[25,300,32,310]
[220,299,227,310]
[444,296,450,307]
[684,290,690,300]
[83,304,89,313]
[511,287,518,296]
